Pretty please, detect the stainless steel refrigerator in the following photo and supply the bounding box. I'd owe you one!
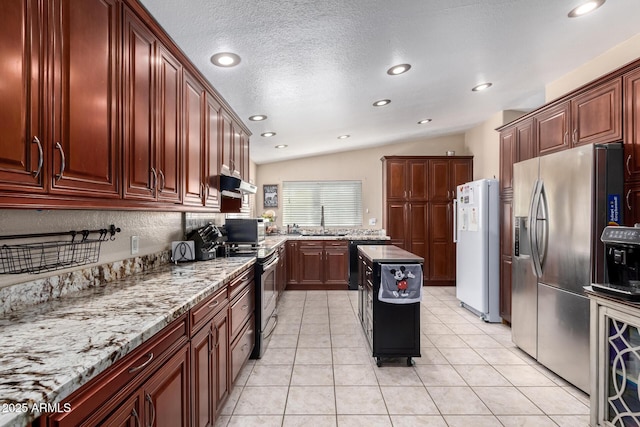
[512,143,623,394]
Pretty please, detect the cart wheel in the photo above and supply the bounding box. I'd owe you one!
[460,301,464,307]
[376,358,382,367]
[406,357,413,367]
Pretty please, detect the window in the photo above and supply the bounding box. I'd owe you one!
[282,180,362,227]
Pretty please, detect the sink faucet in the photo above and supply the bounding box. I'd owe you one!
[320,205,325,232]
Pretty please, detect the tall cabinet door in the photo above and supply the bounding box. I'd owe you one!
[122,7,155,200]
[49,0,119,197]
[156,45,182,204]
[204,94,221,209]
[429,202,453,282]
[182,71,205,206]
[0,0,45,192]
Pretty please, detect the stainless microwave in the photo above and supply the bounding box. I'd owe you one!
[225,218,266,245]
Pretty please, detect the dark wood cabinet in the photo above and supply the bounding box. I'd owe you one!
[287,240,349,289]
[123,7,183,204]
[571,78,622,147]
[499,198,513,323]
[182,71,206,206]
[142,344,190,427]
[0,0,119,199]
[499,127,516,194]
[49,0,120,198]
[276,243,287,298]
[0,0,44,193]
[535,101,570,156]
[382,156,472,286]
[204,94,221,209]
[286,241,299,287]
[624,68,640,224]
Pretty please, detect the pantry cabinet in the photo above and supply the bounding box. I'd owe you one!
[382,156,472,286]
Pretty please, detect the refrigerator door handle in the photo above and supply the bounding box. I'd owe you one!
[453,199,458,243]
[537,182,549,271]
[529,180,543,277]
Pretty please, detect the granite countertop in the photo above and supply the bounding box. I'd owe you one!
[0,256,255,427]
[358,245,424,263]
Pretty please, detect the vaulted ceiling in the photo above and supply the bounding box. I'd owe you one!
[139,0,640,164]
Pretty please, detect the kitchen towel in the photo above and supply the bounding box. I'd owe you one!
[379,264,423,304]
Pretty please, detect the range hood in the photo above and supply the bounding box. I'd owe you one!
[219,164,257,198]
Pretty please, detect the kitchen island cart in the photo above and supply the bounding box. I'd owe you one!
[358,245,423,366]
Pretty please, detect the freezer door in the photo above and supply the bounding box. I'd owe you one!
[538,145,594,294]
[512,159,540,357]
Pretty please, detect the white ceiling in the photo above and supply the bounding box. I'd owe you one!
[139,0,640,164]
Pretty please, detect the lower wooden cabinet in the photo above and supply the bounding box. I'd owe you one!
[38,266,256,427]
[287,240,349,290]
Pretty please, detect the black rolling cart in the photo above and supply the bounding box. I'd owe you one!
[357,245,422,367]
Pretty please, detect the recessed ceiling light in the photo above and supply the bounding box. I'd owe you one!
[387,64,412,75]
[261,132,276,137]
[210,52,241,67]
[337,135,350,139]
[373,99,391,107]
[471,82,492,92]
[418,119,432,124]
[568,0,605,17]
[249,115,267,121]
[275,144,288,149]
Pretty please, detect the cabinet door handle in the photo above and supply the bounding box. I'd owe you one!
[145,393,156,427]
[131,408,141,427]
[241,304,249,311]
[150,167,158,190]
[627,189,632,211]
[54,142,65,182]
[205,183,210,198]
[627,155,632,177]
[158,170,165,191]
[32,136,43,178]
[200,183,205,199]
[564,132,568,146]
[573,128,578,144]
[128,352,154,373]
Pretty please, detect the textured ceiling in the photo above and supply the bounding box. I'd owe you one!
[138,0,640,164]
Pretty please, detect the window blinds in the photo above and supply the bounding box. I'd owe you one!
[282,180,363,227]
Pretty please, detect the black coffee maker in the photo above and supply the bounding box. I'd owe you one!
[592,226,640,300]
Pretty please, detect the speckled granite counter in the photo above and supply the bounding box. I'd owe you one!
[0,256,255,427]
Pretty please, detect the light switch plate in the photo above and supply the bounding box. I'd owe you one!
[131,236,139,255]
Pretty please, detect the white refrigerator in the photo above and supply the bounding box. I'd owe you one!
[454,179,501,323]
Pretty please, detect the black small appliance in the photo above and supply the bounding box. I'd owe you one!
[592,226,640,300]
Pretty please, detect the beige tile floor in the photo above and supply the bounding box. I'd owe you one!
[216,287,590,427]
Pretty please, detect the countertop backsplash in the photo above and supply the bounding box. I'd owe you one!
[0,250,171,318]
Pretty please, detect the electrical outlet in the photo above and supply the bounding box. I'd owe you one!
[131,236,139,255]
[369,218,377,225]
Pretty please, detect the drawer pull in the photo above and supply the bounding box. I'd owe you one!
[241,343,248,352]
[208,300,220,308]
[128,352,154,373]
[241,304,249,311]
[627,155,632,177]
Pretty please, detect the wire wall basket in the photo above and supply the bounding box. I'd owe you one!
[0,225,121,274]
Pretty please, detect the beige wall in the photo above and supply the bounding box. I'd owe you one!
[546,33,640,102]
[255,134,467,229]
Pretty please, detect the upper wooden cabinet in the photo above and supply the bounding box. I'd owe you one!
[123,7,183,204]
[429,158,472,202]
[384,158,428,201]
[535,78,622,156]
[0,0,44,193]
[571,78,622,146]
[0,0,120,199]
[182,71,206,207]
[499,118,534,193]
[624,68,640,183]
[0,0,251,211]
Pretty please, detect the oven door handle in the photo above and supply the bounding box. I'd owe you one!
[264,313,278,339]
[262,256,280,271]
